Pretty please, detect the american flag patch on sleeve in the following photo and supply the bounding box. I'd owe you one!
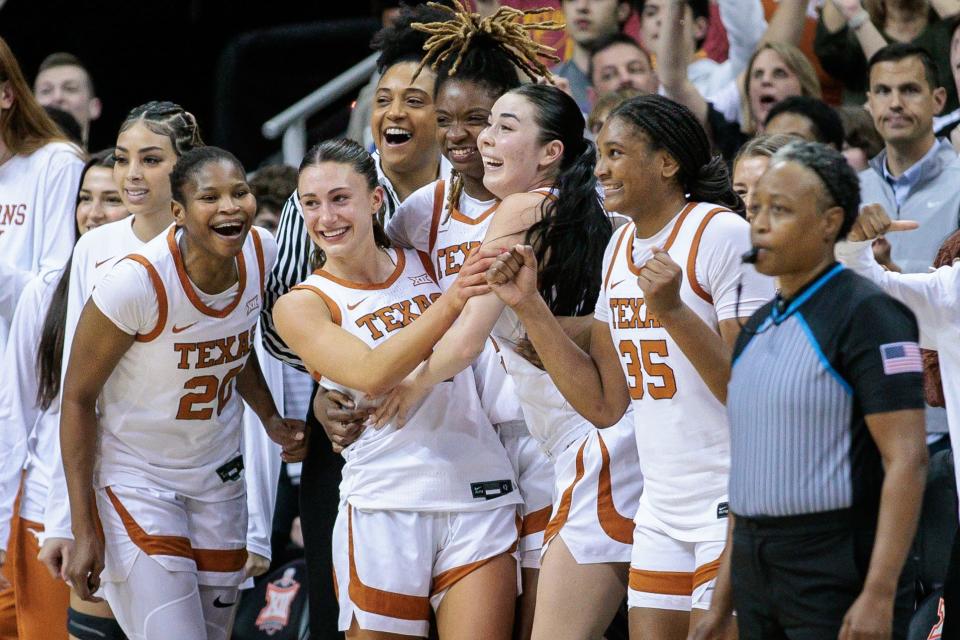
[879,342,922,375]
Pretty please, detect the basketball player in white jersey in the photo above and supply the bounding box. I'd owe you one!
[374,84,643,640]
[0,152,126,640]
[272,138,522,639]
[484,94,773,639]
[61,147,305,640]
[379,9,561,635]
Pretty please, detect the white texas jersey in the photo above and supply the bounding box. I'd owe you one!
[388,179,523,426]
[595,201,772,539]
[91,225,276,501]
[293,247,520,512]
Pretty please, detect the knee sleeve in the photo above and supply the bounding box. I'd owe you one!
[198,585,239,640]
[67,608,127,640]
[102,554,206,640]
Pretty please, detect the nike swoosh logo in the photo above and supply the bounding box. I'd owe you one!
[172,322,198,334]
[95,256,115,268]
[347,297,368,311]
[212,596,237,608]
[611,279,625,289]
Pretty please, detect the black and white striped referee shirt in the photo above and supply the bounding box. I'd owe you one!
[727,263,924,519]
[260,152,450,371]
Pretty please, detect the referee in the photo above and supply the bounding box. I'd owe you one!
[694,142,928,640]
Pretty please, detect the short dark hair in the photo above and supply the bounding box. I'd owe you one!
[170,146,245,206]
[37,52,95,95]
[867,42,940,90]
[372,1,454,73]
[588,33,651,82]
[771,141,860,241]
[836,105,884,159]
[764,96,845,150]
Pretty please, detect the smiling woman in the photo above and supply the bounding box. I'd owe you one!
[59,145,303,640]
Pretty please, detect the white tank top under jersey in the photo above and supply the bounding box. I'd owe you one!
[595,201,772,538]
[292,247,520,512]
[91,225,277,501]
[387,179,523,427]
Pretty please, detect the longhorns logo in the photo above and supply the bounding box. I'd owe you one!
[255,567,301,636]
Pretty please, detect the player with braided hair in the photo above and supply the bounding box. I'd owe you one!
[482,93,774,639]
[383,5,563,637]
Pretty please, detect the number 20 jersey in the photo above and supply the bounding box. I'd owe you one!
[91,225,275,501]
[595,202,770,539]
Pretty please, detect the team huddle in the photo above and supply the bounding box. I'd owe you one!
[0,0,953,639]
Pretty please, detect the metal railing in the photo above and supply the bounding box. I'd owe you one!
[261,52,379,166]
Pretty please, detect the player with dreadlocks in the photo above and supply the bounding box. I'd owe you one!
[482,94,775,639]
[372,7,644,629]
[381,4,562,637]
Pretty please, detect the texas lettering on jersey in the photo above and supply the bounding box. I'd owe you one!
[355,292,441,340]
[173,326,257,370]
[436,240,481,280]
[608,296,664,330]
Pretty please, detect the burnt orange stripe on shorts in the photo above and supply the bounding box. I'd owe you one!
[194,548,247,573]
[595,433,634,545]
[693,558,721,590]
[431,555,499,597]
[629,568,693,597]
[347,507,430,622]
[543,440,588,545]
[520,505,552,538]
[105,487,193,560]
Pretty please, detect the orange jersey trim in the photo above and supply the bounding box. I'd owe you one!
[449,200,499,226]
[595,433,634,544]
[604,224,633,291]
[124,254,168,343]
[290,285,342,326]
[313,249,406,291]
[520,505,552,537]
[686,207,729,305]
[543,439,588,545]
[251,227,266,297]
[428,179,445,254]
[626,202,698,276]
[167,226,247,318]
[431,555,498,597]
[417,250,437,283]
[347,507,431,621]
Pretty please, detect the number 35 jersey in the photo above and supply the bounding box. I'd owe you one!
[594,202,771,539]
[90,225,277,501]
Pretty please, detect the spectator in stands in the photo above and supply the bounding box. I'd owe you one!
[250,164,297,234]
[587,87,641,135]
[933,14,960,146]
[588,33,657,100]
[0,37,83,357]
[552,0,633,111]
[731,132,798,217]
[860,43,959,275]
[639,0,767,103]
[33,52,101,148]
[764,95,845,149]
[816,0,960,109]
[837,104,885,170]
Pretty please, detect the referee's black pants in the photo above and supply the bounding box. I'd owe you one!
[730,510,915,640]
[299,387,345,640]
